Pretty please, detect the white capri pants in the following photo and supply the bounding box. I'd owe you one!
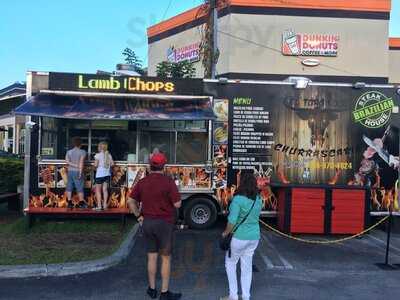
[225,237,259,300]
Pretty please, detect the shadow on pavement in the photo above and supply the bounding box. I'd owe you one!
[1,218,400,300]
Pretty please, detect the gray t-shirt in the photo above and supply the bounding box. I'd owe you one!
[66,147,86,171]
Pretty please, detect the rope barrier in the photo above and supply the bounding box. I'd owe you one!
[259,216,389,245]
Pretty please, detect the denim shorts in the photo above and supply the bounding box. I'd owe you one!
[66,170,84,193]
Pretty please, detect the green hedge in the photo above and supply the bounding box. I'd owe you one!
[0,158,24,194]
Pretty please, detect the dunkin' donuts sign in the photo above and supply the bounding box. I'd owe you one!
[167,42,201,63]
[282,30,339,57]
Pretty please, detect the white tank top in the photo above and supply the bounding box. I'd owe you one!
[95,152,112,178]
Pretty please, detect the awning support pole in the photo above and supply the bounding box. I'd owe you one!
[23,119,31,210]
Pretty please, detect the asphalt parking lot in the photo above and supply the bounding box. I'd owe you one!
[1,219,400,300]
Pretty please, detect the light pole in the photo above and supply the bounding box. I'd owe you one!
[210,0,217,79]
[23,119,33,210]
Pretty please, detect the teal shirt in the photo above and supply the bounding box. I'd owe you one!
[228,195,262,240]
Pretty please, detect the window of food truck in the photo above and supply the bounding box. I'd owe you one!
[40,118,136,161]
[139,131,175,163]
[176,132,208,164]
[179,120,207,130]
[138,120,208,164]
[40,118,208,164]
[90,120,137,161]
[41,117,67,159]
[67,120,90,155]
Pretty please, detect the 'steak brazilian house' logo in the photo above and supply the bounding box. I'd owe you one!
[353,91,394,128]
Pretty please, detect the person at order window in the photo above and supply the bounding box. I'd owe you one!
[139,147,150,163]
[150,147,160,158]
[65,137,86,209]
[93,141,114,210]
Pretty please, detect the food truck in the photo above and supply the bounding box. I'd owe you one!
[206,79,400,234]
[17,72,400,232]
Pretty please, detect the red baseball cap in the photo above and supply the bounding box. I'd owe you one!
[149,153,167,167]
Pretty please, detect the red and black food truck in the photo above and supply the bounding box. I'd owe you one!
[17,72,400,232]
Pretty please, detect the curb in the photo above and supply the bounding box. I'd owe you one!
[0,223,139,279]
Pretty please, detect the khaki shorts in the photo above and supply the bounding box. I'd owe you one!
[142,218,174,256]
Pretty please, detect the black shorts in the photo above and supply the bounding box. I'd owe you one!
[142,218,174,255]
[95,176,110,185]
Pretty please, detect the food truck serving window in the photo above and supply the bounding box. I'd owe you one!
[176,132,208,164]
[40,119,138,161]
[138,120,208,164]
[40,118,208,164]
[41,117,66,159]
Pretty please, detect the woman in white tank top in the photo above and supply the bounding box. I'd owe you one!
[93,142,114,210]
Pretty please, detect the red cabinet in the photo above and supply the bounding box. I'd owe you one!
[291,188,325,234]
[277,186,368,235]
[331,189,365,234]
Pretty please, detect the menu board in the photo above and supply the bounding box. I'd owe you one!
[231,97,274,170]
[212,99,230,209]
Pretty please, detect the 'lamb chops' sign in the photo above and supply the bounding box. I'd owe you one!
[48,72,204,95]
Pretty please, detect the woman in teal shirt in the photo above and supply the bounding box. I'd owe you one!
[221,172,262,300]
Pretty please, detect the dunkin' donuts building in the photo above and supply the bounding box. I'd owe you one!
[147,0,400,84]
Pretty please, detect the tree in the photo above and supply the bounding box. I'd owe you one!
[156,61,171,79]
[122,48,144,75]
[199,0,228,78]
[156,61,196,78]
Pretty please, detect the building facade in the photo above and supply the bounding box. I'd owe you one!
[147,0,399,84]
[389,37,400,83]
[0,83,26,154]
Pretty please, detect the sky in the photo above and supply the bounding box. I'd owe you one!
[0,0,399,88]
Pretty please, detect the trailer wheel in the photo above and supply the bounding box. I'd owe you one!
[184,197,217,229]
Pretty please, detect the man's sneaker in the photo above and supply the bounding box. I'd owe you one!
[159,291,182,300]
[146,287,158,299]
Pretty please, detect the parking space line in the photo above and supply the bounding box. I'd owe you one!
[273,273,318,283]
[260,253,275,269]
[278,255,294,270]
[262,232,294,270]
[261,232,294,270]
[366,234,400,254]
[356,236,400,259]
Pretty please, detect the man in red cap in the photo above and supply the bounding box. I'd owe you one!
[127,152,182,300]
